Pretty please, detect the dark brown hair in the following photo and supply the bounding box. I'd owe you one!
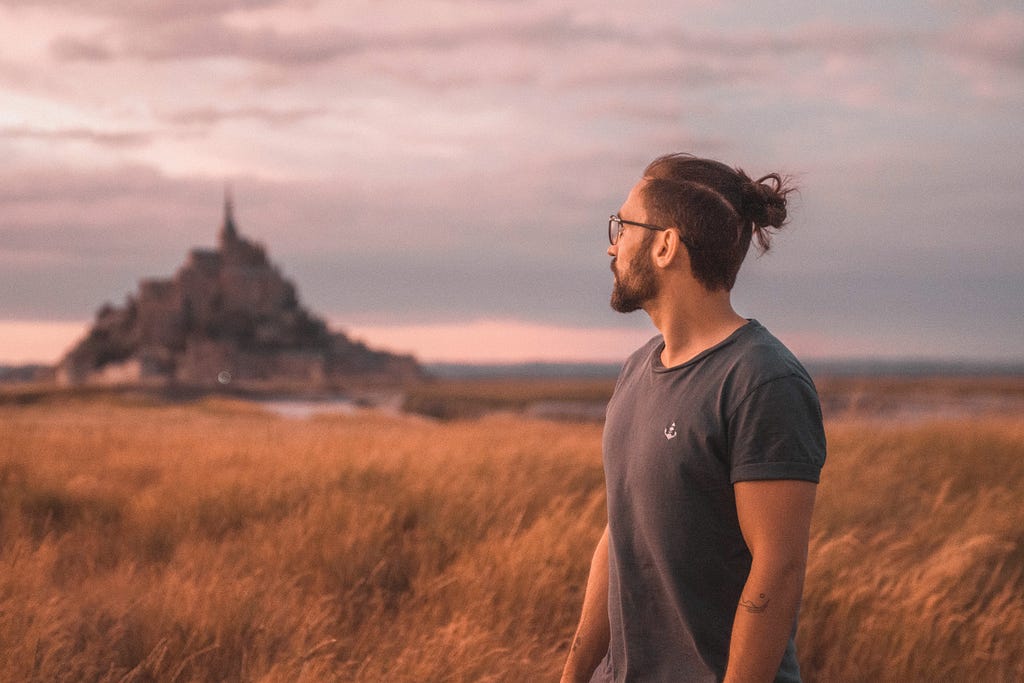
[641,153,795,291]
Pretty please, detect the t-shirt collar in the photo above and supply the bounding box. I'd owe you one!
[651,319,760,372]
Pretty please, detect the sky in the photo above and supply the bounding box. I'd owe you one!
[1,0,1022,365]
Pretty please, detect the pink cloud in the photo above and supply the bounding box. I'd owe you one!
[50,34,113,61]
[946,10,1024,68]
[0,320,88,364]
[343,319,656,364]
[1,125,151,148]
[939,11,1024,101]
[164,105,329,127]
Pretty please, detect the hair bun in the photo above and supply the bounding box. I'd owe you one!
[740,173,789,229]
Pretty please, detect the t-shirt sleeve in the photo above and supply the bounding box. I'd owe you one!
[727,374,827,484]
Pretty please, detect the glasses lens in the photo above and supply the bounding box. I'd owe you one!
[609,216,619,245]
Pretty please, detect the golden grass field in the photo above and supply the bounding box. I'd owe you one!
[1,379,1022,682]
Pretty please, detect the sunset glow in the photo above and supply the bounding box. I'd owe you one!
[1,1,1021,366]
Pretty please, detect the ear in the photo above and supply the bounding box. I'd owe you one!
[652,228,683,269]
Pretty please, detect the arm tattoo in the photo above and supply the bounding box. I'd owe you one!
[740,592,770,614]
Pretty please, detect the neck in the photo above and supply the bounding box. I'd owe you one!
[645,281,747,368]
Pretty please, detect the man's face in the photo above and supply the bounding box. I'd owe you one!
[609,180,659,313]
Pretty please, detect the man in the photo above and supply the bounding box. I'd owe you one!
[561,154,826,683]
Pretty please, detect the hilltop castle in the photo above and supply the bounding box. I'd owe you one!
[57,194,422,389]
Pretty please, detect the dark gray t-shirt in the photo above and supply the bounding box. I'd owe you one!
[592,320,826,683]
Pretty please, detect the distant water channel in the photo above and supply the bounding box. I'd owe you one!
[257,398,359,419]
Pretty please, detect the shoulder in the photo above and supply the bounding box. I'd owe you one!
[731,321,813,384]
[719,321,818,411]
[725,323,827,482]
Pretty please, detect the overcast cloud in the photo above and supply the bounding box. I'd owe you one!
[1,0,1022,363]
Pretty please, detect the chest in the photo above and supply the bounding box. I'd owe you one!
[603,368,734,502]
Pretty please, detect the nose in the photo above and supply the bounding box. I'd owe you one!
[607,243,617,258]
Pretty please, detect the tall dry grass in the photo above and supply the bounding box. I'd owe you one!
[0,396,605,681]
[800,414,1024,682]
[1,393,1021,681]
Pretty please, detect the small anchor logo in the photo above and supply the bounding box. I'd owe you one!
[664,422,677,440]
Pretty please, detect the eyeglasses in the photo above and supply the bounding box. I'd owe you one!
[608,214,669,245]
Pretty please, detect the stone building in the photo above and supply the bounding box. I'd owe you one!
[57,194,422,389]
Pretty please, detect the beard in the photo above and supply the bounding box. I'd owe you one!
[610,238,658,313]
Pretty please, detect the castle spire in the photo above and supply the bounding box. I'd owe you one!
[220,184,238,246]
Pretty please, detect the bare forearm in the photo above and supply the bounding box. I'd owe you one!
[728,480,817,683]
[561,526,610,683]
[723,558,806,683]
